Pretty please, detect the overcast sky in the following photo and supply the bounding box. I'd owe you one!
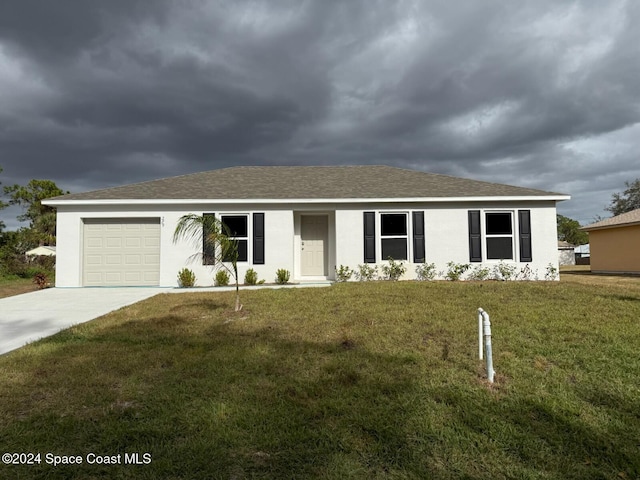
[1,1,639,230]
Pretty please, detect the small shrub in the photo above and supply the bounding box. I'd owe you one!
[355,264,378,282]
[492,261,517,281]
[467,265,491,281]
[335,265,354,282]
[244,268,259,285]
[415,262,437,281]
[215,269,230,286]
[445,261,470,281]
[545,263,559,281]
[381,257,406,281]
[177,268,196,288]
[275,269,290,285]
[32,272,49,289]
[517,264,537,281]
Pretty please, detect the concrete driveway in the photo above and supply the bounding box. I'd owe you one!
[0,288,170,356]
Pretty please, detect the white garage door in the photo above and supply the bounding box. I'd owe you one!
[83,218,161,286]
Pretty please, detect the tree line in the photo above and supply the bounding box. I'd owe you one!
[0,166,67,277]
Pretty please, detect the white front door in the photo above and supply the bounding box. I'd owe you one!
[301,215,328,276]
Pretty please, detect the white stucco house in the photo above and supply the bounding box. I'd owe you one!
[43,166,569,287]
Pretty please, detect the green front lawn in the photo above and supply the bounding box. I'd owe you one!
[1,280,639,479]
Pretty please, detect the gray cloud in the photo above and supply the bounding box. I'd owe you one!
[1,0,639,229]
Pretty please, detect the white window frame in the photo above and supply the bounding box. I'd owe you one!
[220,214,249,263]
[484,211,515,261]
[379,212,409,261]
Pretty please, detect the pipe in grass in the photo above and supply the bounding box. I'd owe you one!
[478,308,495,383]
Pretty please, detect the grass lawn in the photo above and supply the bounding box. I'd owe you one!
[0,275,39,299]
[0,279,639,479]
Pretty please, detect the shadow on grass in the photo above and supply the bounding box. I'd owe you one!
[1,315,436,479]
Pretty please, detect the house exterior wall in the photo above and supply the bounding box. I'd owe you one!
[588,225,640,274]
[334,201,558,280]
[53,200,561,287]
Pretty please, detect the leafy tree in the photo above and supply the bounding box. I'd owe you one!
[0,166,7,233]
[606,179,640,216]
[173,214,243,312]
[557,214,588,245]
[3,179,67,245]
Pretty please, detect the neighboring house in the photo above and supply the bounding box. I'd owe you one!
[43,166,569,287]
[581,209,640,274]
[25,246,57,257]
[557,241,575,266]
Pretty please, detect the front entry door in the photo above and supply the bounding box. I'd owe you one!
[301,215,328,276]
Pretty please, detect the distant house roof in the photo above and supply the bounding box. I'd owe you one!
[582,208,640,231]
[558,241,575,249]
[25,246,56,256]
[44,166,568,204]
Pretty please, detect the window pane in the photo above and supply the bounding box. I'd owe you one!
[381,238,407,260]
[222,239,248,262]
[221,216,248,237]
[486,213,512,235]
[487,237,513,260]
[381,214,407,236]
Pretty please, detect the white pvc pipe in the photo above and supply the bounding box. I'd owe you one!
[478,308,484,360]
[483,313,495,383]
[477,308,495,383]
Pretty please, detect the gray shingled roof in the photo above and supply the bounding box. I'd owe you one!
[582,208,640,231]
[49,166,566,201]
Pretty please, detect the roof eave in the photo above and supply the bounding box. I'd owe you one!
[43,194,570,207]
[582,221,640,232]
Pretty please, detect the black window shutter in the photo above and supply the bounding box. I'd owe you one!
[518,210,532,262]
[363,212,376,263]
[253,213,265,265]
[203,213,215,265]
[468,210,482,262]
[412,211,425,263]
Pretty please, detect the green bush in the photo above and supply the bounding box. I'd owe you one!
[177,268,196,288]
[335,265,353,282]
[355,264,378,282]
[545,263,559,281]
[244,268,259,285]
[445,261,470,281]
[492,261,517,281]
[467,265,491,281]
[381,258,406,281]
[275,269,290,285]
[415,262,437,281]
[215,269,230,286]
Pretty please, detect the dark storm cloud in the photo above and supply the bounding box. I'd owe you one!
[1,0,639,229]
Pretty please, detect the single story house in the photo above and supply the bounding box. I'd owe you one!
[43,165,569,287]
[581,208,640,274]
[557,241,576,266]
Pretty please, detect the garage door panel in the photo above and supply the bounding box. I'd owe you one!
[125,237,141,248]
[87,238,103,248]
[83,219,160,286]
[106,237,123,248]
[125,254,142,265]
